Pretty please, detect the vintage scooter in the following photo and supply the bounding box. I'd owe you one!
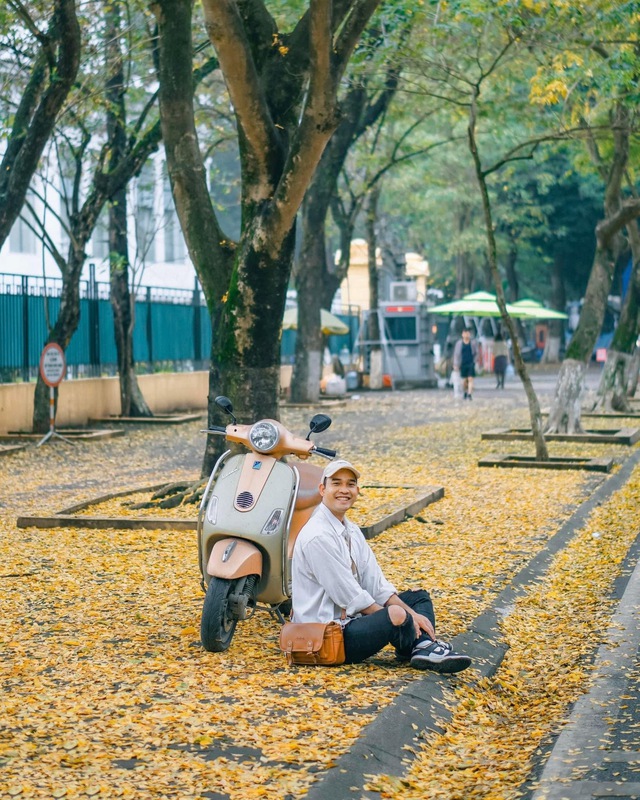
[197,396,336,652]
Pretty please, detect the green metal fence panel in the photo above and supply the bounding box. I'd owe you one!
[0,294,22,369]
[0,274,358,379]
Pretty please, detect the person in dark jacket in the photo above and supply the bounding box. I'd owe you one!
[452,328,480,400]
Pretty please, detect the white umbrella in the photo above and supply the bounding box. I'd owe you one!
[282,307,349,335]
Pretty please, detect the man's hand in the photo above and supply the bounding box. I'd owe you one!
[385,594,435,640]
[408,610,435,640]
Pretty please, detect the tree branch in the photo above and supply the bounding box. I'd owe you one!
[597,198,640,247]
[333,0,382,80]
[202,0,279,191]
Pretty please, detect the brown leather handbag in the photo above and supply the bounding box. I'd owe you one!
[279,621,345,666]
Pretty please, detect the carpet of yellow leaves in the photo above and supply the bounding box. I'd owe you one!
[1,385,637,799]
[365,465,640,800]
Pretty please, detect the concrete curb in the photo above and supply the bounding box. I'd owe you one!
[304,449,640,800]
[528,541,640,799]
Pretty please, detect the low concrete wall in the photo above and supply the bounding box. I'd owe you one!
[0,372,209,434]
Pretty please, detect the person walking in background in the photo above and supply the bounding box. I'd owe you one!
[452,327,480,400]
[492,332,510,389]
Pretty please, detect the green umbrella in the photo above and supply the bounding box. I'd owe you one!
[509,299,568,320]
[429,291,524,318]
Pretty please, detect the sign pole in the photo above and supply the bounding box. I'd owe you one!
[37,343,73,447]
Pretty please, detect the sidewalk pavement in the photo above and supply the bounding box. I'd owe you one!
[529,540,640,800]
[305,447,640,800]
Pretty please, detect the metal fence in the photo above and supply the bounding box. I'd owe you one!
[0,271,211,382]
[0,271,359,383]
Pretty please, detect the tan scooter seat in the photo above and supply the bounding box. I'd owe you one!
[288,462,324,558]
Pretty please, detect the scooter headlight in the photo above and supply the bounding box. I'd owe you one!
[249,421,279,452]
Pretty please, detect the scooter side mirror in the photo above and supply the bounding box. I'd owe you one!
[215,396,236,424]
[307,414,332,439]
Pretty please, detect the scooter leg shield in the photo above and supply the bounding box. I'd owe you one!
[206,538,262,580]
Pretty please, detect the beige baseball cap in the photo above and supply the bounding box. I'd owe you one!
[321,459,360,482]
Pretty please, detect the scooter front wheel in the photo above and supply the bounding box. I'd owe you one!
[201,577,239,652]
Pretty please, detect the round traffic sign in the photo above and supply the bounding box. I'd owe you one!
[39,343,66,388]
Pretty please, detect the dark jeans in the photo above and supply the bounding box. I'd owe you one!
[343,589,435,664]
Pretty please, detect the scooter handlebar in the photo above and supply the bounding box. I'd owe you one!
[312,446,337,459]
[201,427,227,435]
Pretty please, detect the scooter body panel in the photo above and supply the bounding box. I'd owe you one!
[206,538,263,579]
[200,453,297,604]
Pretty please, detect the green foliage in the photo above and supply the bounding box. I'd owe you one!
[352,0,639,304]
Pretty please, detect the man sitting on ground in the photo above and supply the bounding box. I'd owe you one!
[291,460,471,673]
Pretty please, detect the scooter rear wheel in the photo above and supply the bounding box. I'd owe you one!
[201,577,238,652]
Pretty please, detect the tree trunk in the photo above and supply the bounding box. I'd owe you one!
[628,348,640,397]
[291,196,325,403]
[202,230,296,475]
[0,0,80,249]
[32,247,85,432]
[290,73,398,403]
[541,253,565,364]
[545,104,640,433]
[106,0,152,418]
[455,206,473,296]
[366,185,383,389]
[504,240,519,302]
[109,190,153,417]
[31,3,166,431]
[546,247,618,431]
[467,87,548,460]
[545,359,587,432]
[594,223,640,410]
[155,0,382,476]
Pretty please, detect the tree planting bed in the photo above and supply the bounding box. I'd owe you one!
[16,483,444,540]
[478,454,613,472]
[578,410,640,419]
[88,412,204,425]
[0,444,28,456]
[541,408,640,420]
[1,428,125,441]
[481,427,640,445]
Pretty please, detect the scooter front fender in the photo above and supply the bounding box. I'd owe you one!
[206,538,262,580]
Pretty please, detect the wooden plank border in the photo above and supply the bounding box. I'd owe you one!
[17,484,445,539]
[481,427,640,445]
[88,413,204,425]
[478,455,613,472]
[1,429,125,441]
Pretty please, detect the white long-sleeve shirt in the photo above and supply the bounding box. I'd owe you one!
[291,502,397,624]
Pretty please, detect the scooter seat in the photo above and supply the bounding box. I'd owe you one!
[294,462,323,510]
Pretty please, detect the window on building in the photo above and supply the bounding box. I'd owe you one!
[91,210,109,259]
[9,214,37,254]
[135,163,156,264]
[163,168,186,262]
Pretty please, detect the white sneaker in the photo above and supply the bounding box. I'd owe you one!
[410,640,471,674]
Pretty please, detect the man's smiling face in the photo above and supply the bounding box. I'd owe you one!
[319,468,359,521]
